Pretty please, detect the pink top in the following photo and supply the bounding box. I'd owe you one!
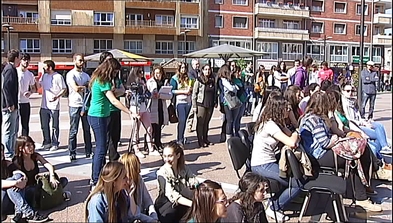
[318,68,333,82]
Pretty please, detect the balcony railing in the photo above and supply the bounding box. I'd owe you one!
[126,0,199,2]
[255,27,309,40]
[2,16,38,24]
[256,27,308,34]
[51,19,71,26]
[125,20,175,28]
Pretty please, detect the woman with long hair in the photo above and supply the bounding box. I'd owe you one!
[274,61,289,91]
[266,65,276,87]
[155,142,199,222]
[299,92,381,212]
[283,85,303,129]
[221,172,268,223]
[170,62,192,146]
[251,95,299,222]
[85,162,129,222]
[233,65,248,136]
[147,65,172,150]
[126,66,160,158]
[119,153,158,222]
[88,58,132,188]
[183,180,228,223]
[192,64,217,148]
[252,86,281,122]
[298,83,320,114]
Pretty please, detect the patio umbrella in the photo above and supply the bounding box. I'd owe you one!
[182,44,264,62]
[84,49,151,62]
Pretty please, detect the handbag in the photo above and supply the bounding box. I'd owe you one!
[34,173,65,210]
[167,104,178,123]
[224,91,242,110]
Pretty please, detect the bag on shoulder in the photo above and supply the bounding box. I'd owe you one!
[224,91,242,110]
[167,104,178,123]
[34,173,65,210]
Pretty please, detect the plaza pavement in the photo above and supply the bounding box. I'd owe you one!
[3,93,392,222]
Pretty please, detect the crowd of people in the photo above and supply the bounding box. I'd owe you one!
[1,48,392,223]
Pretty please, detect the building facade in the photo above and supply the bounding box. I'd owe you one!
[1,0,209,68]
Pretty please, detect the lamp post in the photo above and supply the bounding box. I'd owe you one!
[318,35,332,62]
[180,29,191,63]
[2,23,14,53]
[358,0,366,105]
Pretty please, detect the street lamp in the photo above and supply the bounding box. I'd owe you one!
[358,0,366,105]
[318,35,332,62]
[180,29,191,62]
[2,23,14,53]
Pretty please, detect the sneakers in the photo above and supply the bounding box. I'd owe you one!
[380,146,392,155]
[69,155,76,162]
[12,213,24,223]
[26,212,48,223]
[49,145,59,151]
[356,199,382,212]
[37,144,51,150]
[63,191,72,201]
[148,150,161,156]
[265,205,290,222]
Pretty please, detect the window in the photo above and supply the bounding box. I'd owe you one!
[307,45,324,62]
[155,41,174,54]
[20,39,40,53]
[124,40,143,54]
[372,47,382,63]
[52,39,72,53]
[126,14,143,26]
[19,11,39,23]
[352,46,369,57]
[180,16,199,29]
[282,43,303,61]
[330,45,348,62]
[355,24,367,36]
[311,22,323,33]
[212,40,252,49]
[178,41,196,54]
[233,17,248,29]
[283,20,300,29]
[375,5,384,13]
[334,23,346,34]
[93,39,112,53]
[256,42,278,60]
[155,15,174,26]
[94,12,114,26]
[215,0,223,4]
[258,19,275,28]
[334,2,347,13]
[311,0,324,12]
[1,40,4,53]
[51,10,71,25]
[356,3,368,15]
[215,15,223,28]
[232,0,248,5]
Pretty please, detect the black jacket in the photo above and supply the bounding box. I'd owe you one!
[1,63,19,110]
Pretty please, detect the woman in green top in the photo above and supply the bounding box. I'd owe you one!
[233,65,248,137]
[87,58,132,188]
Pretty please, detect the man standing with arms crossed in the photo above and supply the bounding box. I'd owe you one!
[66,54,92,161]
[17,52,37,136]
[186,59,200,133]
[361,60,379,121]
[1,49,20,159]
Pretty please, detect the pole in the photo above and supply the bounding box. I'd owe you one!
[323,35,327,62]
[358,0,365,105]
[7,28,11,52]
[184,33,187,63]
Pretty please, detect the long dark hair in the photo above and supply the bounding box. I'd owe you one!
[255,95,288,132]
[90,58,121,89]
[284,85,302,120]
[13,136,38,170]
[230,172,266,223]
[1,144,9,179]
[304,92,331,128]
[164,141,185,172]
[126,66,144,89]
[199,64,212,84]
[261,86,281,108]
[177,62,189,86]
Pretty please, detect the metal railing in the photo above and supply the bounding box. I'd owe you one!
[126,0,199,2]
[256,27,309,34]
[2,16,38,24]
[125,20,175,28]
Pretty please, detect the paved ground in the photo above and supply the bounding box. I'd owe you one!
[3,93,392,222]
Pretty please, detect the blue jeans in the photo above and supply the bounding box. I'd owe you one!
[68,107,92,156]
[223,105,240,136]
[252,162,303,211]
[2,109,18,158]
[361,93,376,119]
[234,103,246,137]
[39,108,60,146]
[360,122,389,159]
[176,103,191,143]
[2,173,34,216]
[88,116,109,185]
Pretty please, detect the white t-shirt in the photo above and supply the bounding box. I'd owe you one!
[17,67,36,104]
[252,104,265,122]
[40,72,66,110]
[287,67,297,85]
[251,120,282,167]
[66,69,91,108]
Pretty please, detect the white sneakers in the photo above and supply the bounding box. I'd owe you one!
[380,146,392,155]
[356,199,383,212]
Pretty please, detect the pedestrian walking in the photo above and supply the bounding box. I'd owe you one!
[360,61,379,120]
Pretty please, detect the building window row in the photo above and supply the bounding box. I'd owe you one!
[214,16,249,29]
[214,0,248,5]
[311,1,369,15]
[311,22,368,36]
[212,40,252,50]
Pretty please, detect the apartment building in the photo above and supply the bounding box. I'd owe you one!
[1,0,208,69]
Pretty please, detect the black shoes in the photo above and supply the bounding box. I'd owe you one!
[70,155,76,162]
[12,213,25,223]
[12,212,48,223]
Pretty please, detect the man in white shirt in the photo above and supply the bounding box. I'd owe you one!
[36,60,67,151]
[17,53,37,136]
[287,59,300,85]
[66,53,92,161]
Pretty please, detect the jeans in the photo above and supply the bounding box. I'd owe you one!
[223,105,240,136]
[196,106,214,145]
[186,106,196,130]
[361,93,376,119]
[252,162,303,211]
[176,103,191,144]
[19,103,31,136]
[107,111,121,161]
[152,123,163,149]
[88,115,109,185]
[3,173,34,216]
[39,108,60,146]
[68,107,92,156]
[234,103,246,137]
[2,109,18,158]
[360,122,389,159]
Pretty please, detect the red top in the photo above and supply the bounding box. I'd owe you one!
[318,68,333,81]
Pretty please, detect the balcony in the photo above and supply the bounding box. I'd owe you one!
[373,34,392,45]
[254,27,309,40]
[2,16,39,32]
[125,20,176,35]
[255,3,310,18]
[125,0,176,10]
[373,0,392,8]
[373,13,392,27]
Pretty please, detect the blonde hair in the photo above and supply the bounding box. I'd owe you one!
[119,153,141,204]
